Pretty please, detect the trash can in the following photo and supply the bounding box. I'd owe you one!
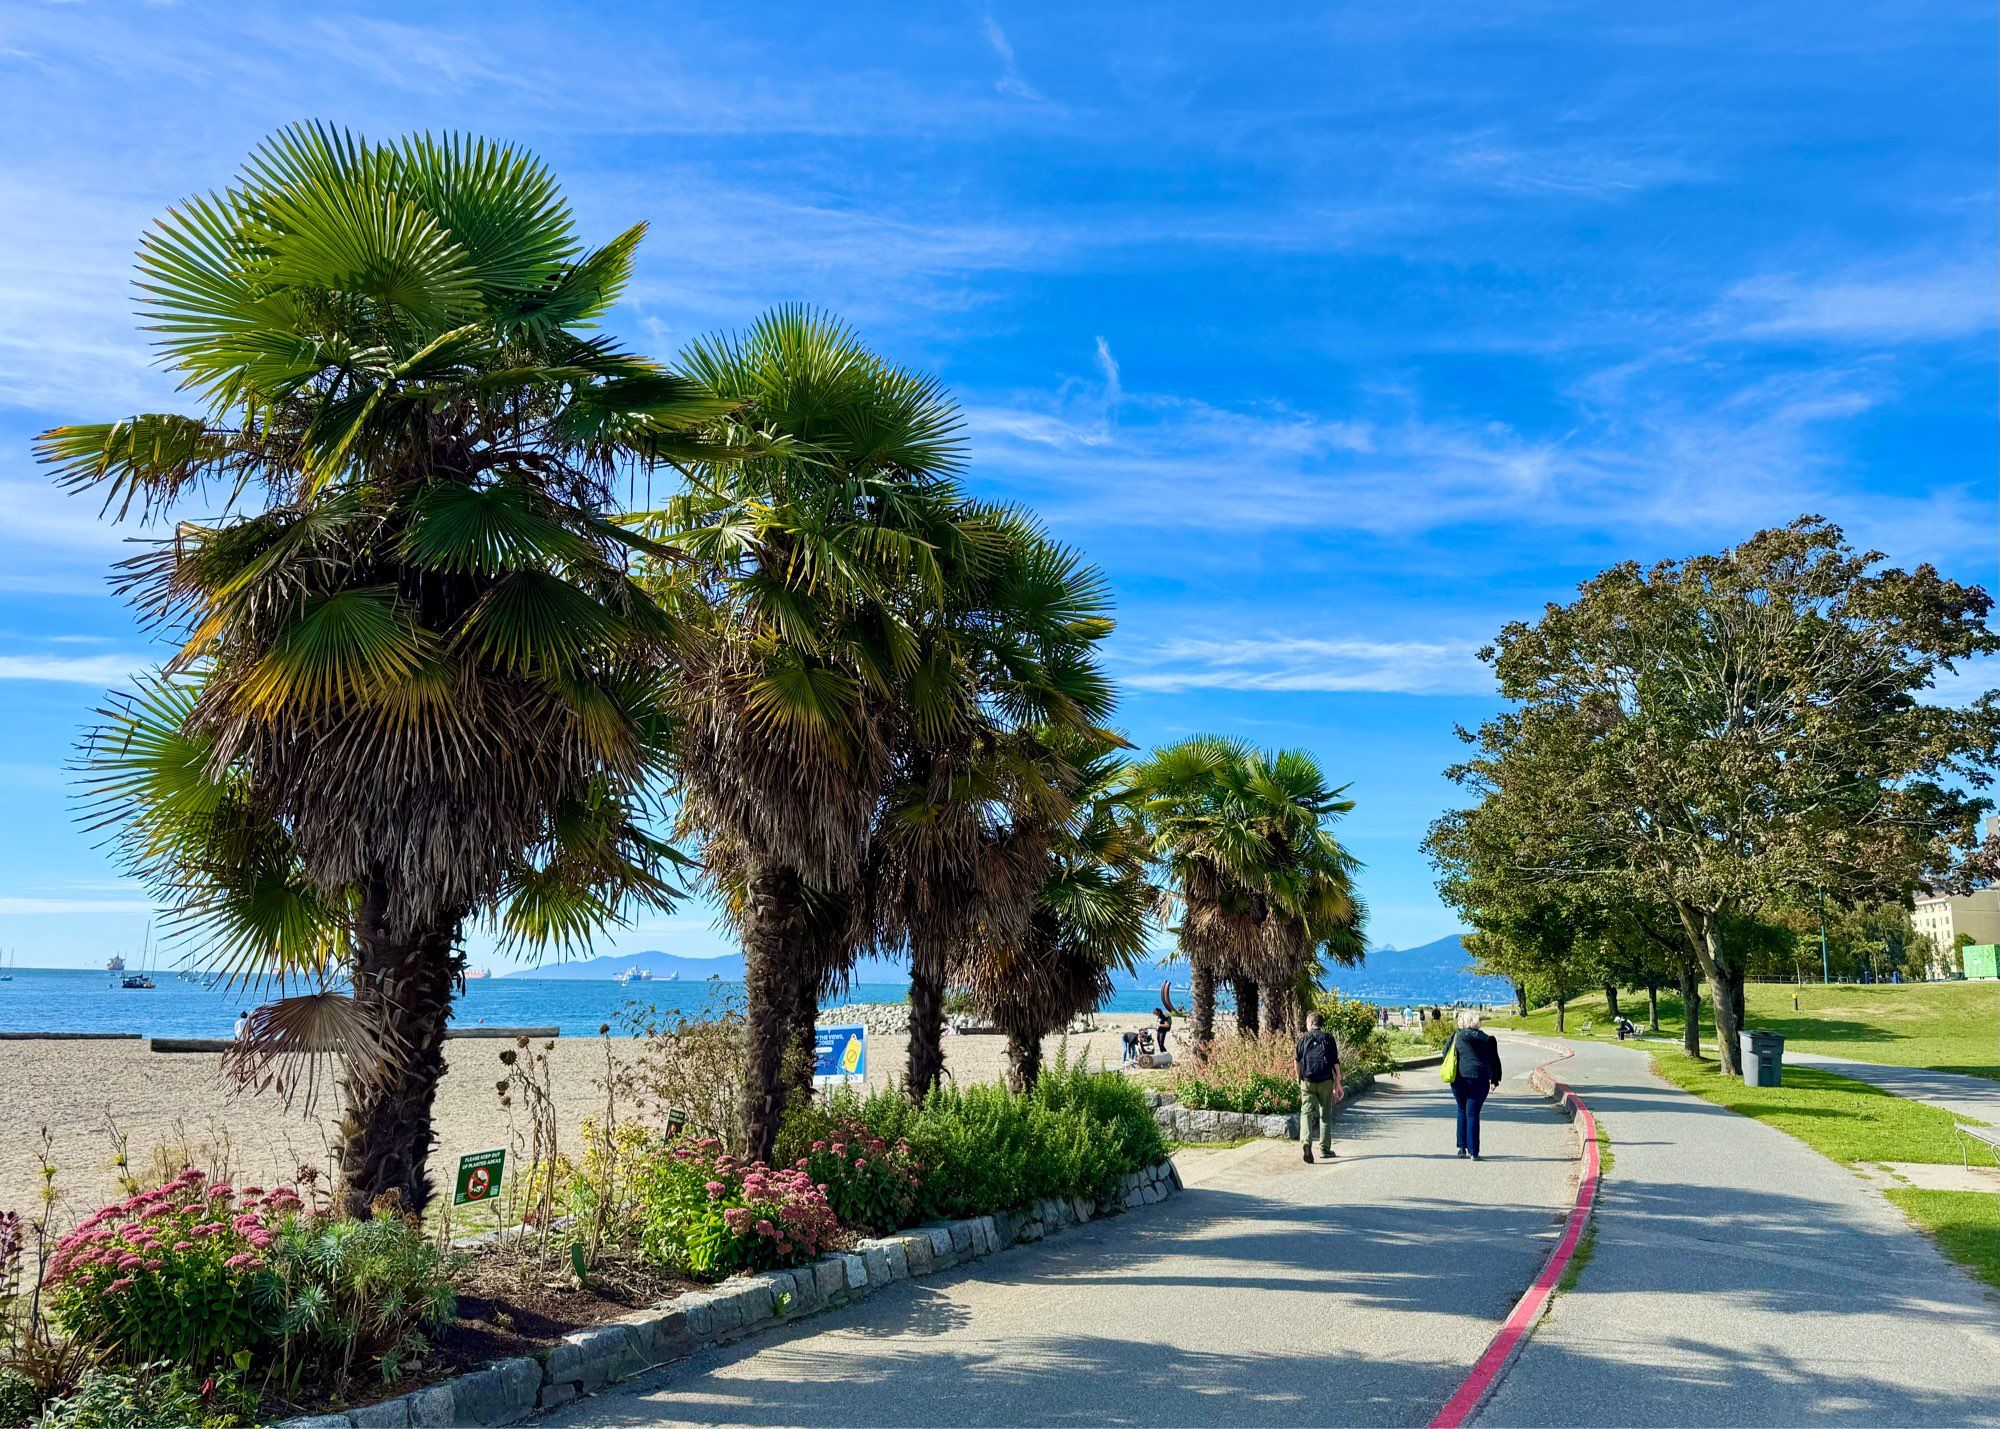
[1739,1030,1785,1087]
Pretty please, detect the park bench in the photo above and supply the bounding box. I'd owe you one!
[1950,1120,2000,1170]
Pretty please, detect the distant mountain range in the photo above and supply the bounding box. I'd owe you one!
[510,932,1493,1000]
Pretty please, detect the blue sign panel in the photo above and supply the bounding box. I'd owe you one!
[813,1024,867,1085]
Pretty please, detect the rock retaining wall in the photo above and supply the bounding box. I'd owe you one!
[1144,1069,1378,1143]
[277,1160,1183,1428]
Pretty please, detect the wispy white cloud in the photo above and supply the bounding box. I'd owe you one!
[1716,259,1996,344]
[0,653,140,685]
[979,16,1043,102]
[1117,635,1490,695]
[0,896,154,916]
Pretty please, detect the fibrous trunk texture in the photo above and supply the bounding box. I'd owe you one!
[1191,961,1217,1054]
[1230,976,1259,1038]
[741,863,808,1164]
[907,939,948,1102]
[338,875,460,1218]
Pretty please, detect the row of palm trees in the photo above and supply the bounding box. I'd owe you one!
[46,124,1363,1210]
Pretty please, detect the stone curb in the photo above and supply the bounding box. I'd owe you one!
[1146,1068,1379,1143]
[275,1158,1184,1428]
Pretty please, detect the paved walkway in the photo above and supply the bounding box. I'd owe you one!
[1478,1038,2000,1428]
[550,1067,1577,1427]
[1781,1052,2000,1125]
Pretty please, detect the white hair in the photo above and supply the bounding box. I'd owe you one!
[1456,1009,1483,1030]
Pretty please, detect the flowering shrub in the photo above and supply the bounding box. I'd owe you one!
[637,1139,838,1280]
[43,1171,301,1368]
[267,1213,459,1388]
[775,1115,922,1234]
[1172,1035,1302,1114]
[1313,993,1398,1074]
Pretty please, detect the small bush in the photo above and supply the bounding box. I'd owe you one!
[1313,994,1398,1075]
[33,1361,254,1429]
[268,1212,459,1388]
[1172,1036,1302,1114]
[638,1140,838,1280]
[43,1171,297,1369]
[1422,1016,1458,1052]
[786,1054,1166,1222]
[773,1113,922,1234]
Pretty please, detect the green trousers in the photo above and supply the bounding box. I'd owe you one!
[1299,1079,1339,1150]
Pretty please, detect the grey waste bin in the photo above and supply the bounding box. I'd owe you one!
[1738,1030,1785,1087]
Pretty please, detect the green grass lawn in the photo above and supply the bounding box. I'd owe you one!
[1496,980,1999,1080]
[1650,1052,1999,1291]
[1883,1189,2000,1290]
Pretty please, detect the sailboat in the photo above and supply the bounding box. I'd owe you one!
[120,925,156,989]
[0,949,13,981]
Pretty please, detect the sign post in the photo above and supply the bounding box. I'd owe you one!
[812,1024,867,1089]
[453,1148,506,1206]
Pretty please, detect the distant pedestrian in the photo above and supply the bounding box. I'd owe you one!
[1447,1010,1503,1160]
[1154,1004,1173,1054]
[233,1009,250,1041]
[1295,1012,1343,1164]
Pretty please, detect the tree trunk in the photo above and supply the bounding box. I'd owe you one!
[1704,919,1744,1076]
[1004,1027,1042,1094]
[1513,979,1529,1017]
[338,875,461,1218]
[906,938,948,1102]
[1229,976,1259,1038]
[1678,962,1701,1057]
[1190,961,1217,1055]
[1259,980,1286,1038]
[784,974,819,1108]
[1555,996,1567,1033]
[1603,984,1620,1018]
[740,863,807,1164]
[1645,982,1660,1032]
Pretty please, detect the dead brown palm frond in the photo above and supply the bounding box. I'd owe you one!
[222,988,413,1116]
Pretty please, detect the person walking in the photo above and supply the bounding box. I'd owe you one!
[1447,1009,1503,1160]
[1295,1011,1343,1163]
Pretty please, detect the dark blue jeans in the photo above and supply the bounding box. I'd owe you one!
[1452,1077,1491,1156]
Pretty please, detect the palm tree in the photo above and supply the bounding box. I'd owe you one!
[963,734,1153,1091]
[46,124,731,1215]
[871,515,1117,1101]
[636,308,974,1161]
[1129,738,1363,1051]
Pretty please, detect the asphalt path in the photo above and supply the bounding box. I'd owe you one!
[546,1065,1577,1427]
[1779,1052,2000,1126]
[1476,1038,2000,1428]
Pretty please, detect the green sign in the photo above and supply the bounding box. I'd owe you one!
[453,1148,505,1206]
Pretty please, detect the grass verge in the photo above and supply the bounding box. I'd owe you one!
[1883,1188,2000,1290]
[1499,981,1998,1080]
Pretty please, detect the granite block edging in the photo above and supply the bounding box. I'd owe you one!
[273,1159,1184,1429]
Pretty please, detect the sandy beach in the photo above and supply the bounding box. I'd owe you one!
[0,1013,1159,1220]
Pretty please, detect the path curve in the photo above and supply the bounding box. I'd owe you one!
[1475,1038,2000,1428]
[1780,1052,2000,1125]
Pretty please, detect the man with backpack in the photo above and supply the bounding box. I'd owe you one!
[1295,1012,1343,1163]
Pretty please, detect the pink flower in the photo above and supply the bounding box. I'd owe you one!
[704,1181,726,1197]
[172,1241,193,1251]
[143,1259,164,1271]
[754,1219,776,1238]
[108,1276,135,1293]
[116,1253,142,1270]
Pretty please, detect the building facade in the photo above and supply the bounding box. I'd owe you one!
[1912,889,2000,978]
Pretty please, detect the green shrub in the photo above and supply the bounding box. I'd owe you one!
[772,1112,922,1234]
[781,1055,1166,1223]
[1171,1035,1302,1113]
[43,1172,295,1369]
[638,1140,838,1281]
[1422,1016,1458,1052]
[0,1367,36,1429]
[267,1212,459,1388]
[1313,994,1399,1075]
[34,1362,254,1429]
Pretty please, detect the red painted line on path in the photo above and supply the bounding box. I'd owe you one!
[1429,1039,1601,1429]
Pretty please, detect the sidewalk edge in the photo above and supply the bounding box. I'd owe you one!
[1428,1038,1601,1429]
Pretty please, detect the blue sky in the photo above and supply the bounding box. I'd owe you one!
[0,2,1992,971]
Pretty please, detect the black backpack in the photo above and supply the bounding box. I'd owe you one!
[1298,1031,1337,1081]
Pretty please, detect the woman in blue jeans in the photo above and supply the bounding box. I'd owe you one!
[1448,1010,1504,1160]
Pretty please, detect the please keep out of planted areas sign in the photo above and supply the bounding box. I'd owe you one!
[454,1148,506,1206]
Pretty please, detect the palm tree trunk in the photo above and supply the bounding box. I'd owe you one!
[338,874,461,1219]
[1190,961,1217,1054]
[784,974,819,1107]
[1258,979,1285,1038]
[741,862,807,1164]
[907,938,948,1102]
[1004,1027,1042,1094]
[1230,976,1259,1037]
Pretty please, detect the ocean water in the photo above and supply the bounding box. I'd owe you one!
[0,964,1505,1038]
